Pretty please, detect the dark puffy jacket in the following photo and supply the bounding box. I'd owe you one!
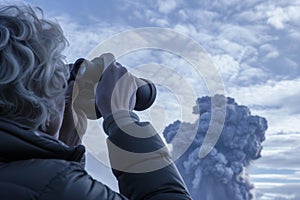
[0,112,192,200]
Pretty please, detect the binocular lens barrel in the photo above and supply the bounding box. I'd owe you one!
[68,58,156,119]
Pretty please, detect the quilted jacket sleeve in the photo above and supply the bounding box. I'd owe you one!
[103,111,192,200]
[39,162,128,200]
[40,111,192,200]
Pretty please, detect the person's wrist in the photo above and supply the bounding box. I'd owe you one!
[96,100,134,119]
[102,110,139,135]
[98,108,112,120]
[95,100,111,119]
[102,109,132,122]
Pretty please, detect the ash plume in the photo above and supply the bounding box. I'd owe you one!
[163,95,268,200]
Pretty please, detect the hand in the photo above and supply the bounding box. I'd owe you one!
[95,54,137,119]
[59,81,88,146]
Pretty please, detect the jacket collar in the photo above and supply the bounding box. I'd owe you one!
[0,117,85,163]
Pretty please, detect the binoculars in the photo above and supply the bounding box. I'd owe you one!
[68,56,156,119]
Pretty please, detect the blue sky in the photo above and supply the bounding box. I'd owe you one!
[3,0,300,199]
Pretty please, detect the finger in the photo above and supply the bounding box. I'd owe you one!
[74,108,88,137]
[65,81,74,96]
[65,81,80,107]
[76,59,102,84]
[99,61,128,89]
[100,53,116,73]
[90,56,104,70]
[110,71,138,112]
[127,73,138,110]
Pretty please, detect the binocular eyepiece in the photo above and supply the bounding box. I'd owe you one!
[68,57,156,119]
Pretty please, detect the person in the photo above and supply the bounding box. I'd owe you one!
[0,4,192,200]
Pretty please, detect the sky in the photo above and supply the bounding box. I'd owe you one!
[2,0,300,199]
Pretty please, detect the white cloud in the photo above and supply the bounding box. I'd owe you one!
[251,132,300,199]
[0,0,24,4]
[256,183,300,200]
[252,173,300,181]
[191,9,219,24]
[288,29,300,41]
[237,9,266,23]
[267,6,300,29]
[149,18,169,26]
[55,15,129,63]
[219,24,262,46]
[227,78,300,106]
[235,67,268,84]
[267,7,288,29]
[157,0,177,14]
[32,1,300,197]
[257,109,300,134]
[212,54,239,83]
[173,23,198,37]
[259,44,280,60]
[227,78,300,133]
[178,9,188,21]
[259,133,300,167]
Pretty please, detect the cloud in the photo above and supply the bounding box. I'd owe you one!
[252,173,300,182]
[178,9,188,21]
[237,9,266,23]
[259,44,280,60]
[0,0,25,4]
[163,95,268,200]
[267,6,300,29]
[227,78,300,109]
[235,67,269,86]
[212,54,240,83]
[267,7,289,29]
[157,0,177,14]
[27,0,300,198]
[288,29,300,41]
[248,132,300,199]
[256,183,300,200]
[227,78,300,131]
[254,133,300,170]
[226,79,300,135]
[218,24,263,46]
[54,15,129,62]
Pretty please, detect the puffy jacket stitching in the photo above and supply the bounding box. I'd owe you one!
[37,162,80,199]
[0,180,39,198]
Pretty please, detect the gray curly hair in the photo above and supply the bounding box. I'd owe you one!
[0,5,69,131]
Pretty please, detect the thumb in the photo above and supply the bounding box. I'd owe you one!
[65,81,79,105]
[99,53,116,73]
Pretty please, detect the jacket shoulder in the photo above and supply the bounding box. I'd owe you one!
[0,159,127,200]
[0,159,78,199]
[36,160,127,200]
[0,159,73,189]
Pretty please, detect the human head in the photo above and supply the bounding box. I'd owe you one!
[0,4,69,135]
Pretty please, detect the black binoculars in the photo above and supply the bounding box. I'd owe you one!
[68,58,156,119]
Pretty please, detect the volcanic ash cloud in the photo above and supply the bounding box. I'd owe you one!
[163,95,268,200]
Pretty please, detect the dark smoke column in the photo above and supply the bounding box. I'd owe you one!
[163,95,268,200]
